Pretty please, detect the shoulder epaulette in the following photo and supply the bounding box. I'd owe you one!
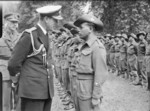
[96,39,104,48]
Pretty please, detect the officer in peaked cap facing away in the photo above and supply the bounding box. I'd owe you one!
[0,12,20,111]
[8,5,63,111]
[74,14,108,111]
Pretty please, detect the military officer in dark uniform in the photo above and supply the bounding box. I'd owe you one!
[8,5,63,111]
[74,14,108,111]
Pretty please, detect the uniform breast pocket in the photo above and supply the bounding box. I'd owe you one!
[77,49,93,73]
[80,50,92,64]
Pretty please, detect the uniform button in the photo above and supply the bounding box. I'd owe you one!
[48,76,50,78]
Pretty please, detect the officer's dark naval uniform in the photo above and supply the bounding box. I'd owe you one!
[8,5,63,111]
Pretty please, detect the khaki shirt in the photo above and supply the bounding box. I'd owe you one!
[0,30,20,80]
[127,43,137,55]
[119,43,127,60]
[115,42,121,53]
[137,40,147,56]
[146,43,150,56]
[109,44,115,53]
[76,36,108,99]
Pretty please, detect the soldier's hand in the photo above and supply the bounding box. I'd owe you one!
[91,98,100,107]
[91,96,103,107]
[10,73,20,83]
[12,82,17,88]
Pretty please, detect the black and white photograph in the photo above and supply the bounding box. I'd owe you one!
[0,0,150,111]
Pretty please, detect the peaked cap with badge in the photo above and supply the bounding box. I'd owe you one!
[36,5,63,20]
[4,13,19,22]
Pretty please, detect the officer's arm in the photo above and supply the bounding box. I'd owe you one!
[8,32,31,76]
[92,46,108,99]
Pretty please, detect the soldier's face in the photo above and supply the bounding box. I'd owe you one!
[147,34,150,41]
[78,23,91,40]
[121,38,125,42]
[129,37,133,43]
[61,31,68,39]
[115,37,119,42]
[139,34,145,40]
[8,21,18,31]
[106,37,110,41]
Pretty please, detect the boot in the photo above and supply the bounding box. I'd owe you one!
[133,77,142,85]
[132,72,141,85]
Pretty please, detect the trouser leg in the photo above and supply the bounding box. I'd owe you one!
[3,80,11,111]
[21,97,52,111]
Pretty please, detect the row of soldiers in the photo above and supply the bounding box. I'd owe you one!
[51,15,107,111]
[103,32,150,89]
[51,21,150,110]
[51,22,82,110]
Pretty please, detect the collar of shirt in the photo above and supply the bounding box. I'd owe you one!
[37,23,47,35]
[86,36,97,47]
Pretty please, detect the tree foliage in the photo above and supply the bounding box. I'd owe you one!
[15,0,150,35]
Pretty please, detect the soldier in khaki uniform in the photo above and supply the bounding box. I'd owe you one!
[145,33,150,90]
[59,35,66,87]
[127,33,138,83]
[74,14,108,111]
[98,36,105,45]
[114,34,122,76]
[54,32,62,81]
[119,33,128,78]
[0,13,19,111]
[59,28,71,92]
[67,27,82,110]
[52,31,60,78]
[136,31,147,85]
[109,36,116,73]
[104,34,111,70]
